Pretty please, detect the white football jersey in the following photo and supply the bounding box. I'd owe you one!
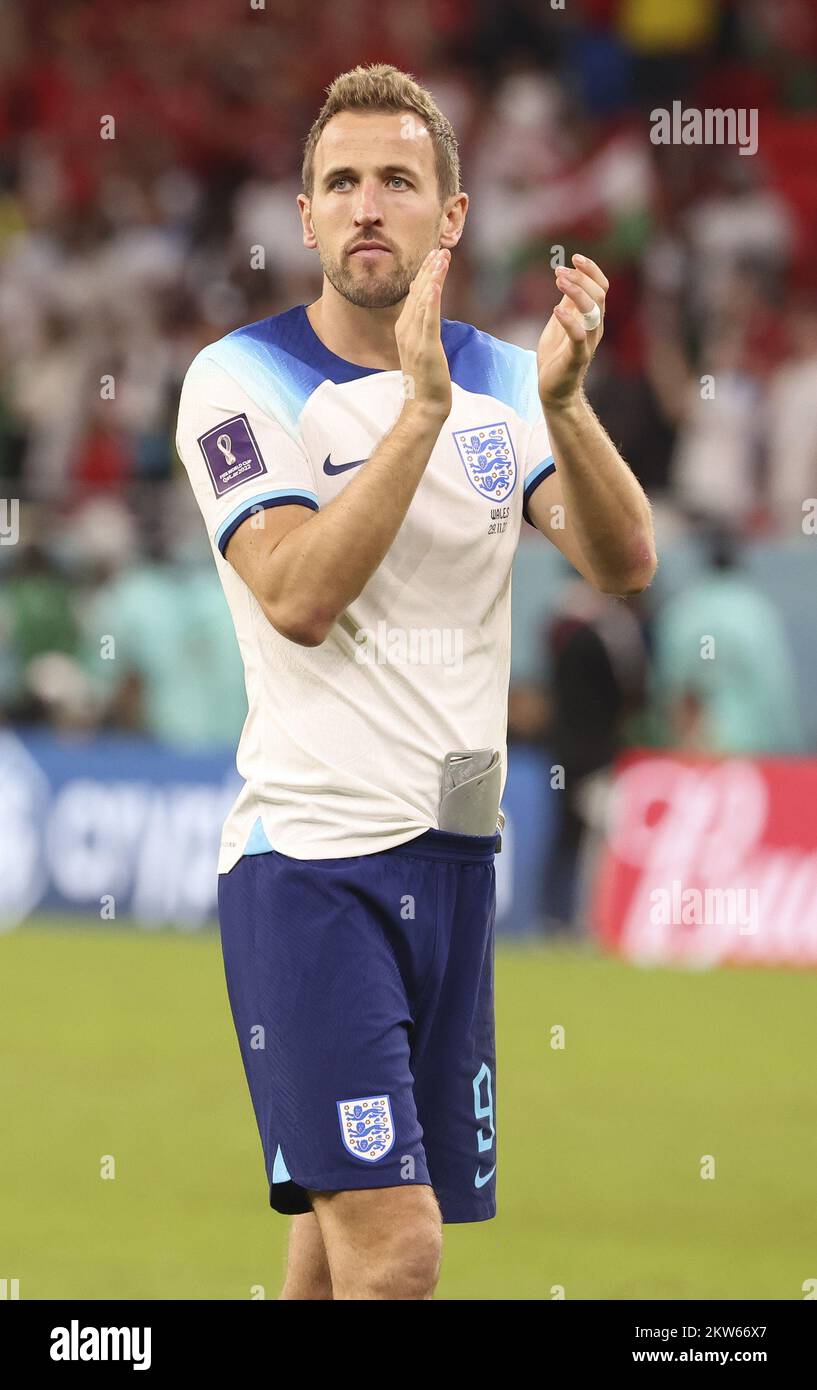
[175,304,554,869]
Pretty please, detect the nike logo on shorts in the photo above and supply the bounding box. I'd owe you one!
[474,1164,496,1188]
[323,454,368,476]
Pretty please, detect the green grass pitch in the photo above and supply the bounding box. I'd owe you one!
[1,921,815,1300]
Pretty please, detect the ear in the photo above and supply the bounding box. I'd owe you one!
[439,191,469,251]
[297,194,318,250]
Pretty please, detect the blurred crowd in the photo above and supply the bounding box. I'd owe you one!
[1,0,817,770]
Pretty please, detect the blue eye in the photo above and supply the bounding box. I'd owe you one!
[329,175,411,191]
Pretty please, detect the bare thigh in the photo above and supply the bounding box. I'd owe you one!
[309,1184,443,1300]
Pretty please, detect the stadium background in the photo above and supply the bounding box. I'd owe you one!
[1,0,816,1299]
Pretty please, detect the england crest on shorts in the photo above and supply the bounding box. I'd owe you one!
[337,1095,395,1163]
[453,421,518,501]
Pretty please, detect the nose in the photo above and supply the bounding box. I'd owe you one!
[354,178,383,226]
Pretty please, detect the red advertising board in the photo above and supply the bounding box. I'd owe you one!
[591,752,817,967]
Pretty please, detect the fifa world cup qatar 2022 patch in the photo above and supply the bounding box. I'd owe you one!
[198,414,268,496]
[337,1095,395,1163]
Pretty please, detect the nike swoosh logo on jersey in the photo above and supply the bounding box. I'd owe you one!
[474,1164,496,1189]
[323,454,368,476]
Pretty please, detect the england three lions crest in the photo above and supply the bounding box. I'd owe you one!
[337,1095,395,1163]
[453,421,518,501]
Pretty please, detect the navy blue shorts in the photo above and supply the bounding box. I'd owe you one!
[217,828,498,1224]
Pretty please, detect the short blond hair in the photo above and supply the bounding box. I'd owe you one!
[301,63,461,204]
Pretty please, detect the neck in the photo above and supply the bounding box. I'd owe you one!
[306,277,404,370]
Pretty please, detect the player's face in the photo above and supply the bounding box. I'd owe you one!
[301,111,449,309]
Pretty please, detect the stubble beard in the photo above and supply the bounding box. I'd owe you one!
[320,248,416,310]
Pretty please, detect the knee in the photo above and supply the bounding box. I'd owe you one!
[359,1215,442,1300]
[396,1220,442,1299]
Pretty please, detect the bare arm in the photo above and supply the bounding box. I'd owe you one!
[528,396,655,595]
[226,249,452,646]
[226,399,447,644]
[530,252,657,596]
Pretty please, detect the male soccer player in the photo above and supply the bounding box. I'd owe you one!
[176,63,655,1300]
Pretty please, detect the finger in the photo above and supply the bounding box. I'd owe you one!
[412,247,443,300]
[421,248,448,301]
[555,266,605,306]
[399,249,436,329]
[421,251,449,337]
[403,248,444,332]
[554,275,599,317]
[554,303,588,348]
[570,252,609,293]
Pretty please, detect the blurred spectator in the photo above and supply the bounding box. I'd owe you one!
[0,539,80,718]
[765,299,817,534]
[81,521,247,750]
[647,312,765,524]
[682,155,793,333]
[543,580,649,932]
[6,310,95,500]
[651,524,805,754]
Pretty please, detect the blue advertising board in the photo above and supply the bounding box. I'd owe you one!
[0,730,556,936]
